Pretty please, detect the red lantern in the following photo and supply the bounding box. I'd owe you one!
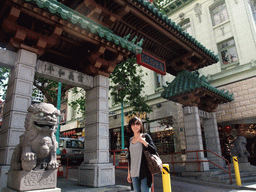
[225,126,232,134]
[63,132,66,137]
[73,130,76,135]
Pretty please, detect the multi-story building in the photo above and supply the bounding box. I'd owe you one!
[60,87,85,139]
[109,0,256,163]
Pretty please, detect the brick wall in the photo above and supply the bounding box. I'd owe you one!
[216,77,256,123]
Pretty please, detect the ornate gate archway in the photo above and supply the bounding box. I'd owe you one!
[0,0,233,189]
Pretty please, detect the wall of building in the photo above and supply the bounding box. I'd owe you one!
[216,76,256,124]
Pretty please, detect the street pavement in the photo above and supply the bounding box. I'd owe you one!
[60,166,256,192]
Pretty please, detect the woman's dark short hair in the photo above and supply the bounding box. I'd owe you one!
[128,116,144,133]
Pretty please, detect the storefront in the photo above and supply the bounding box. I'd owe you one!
[151,129,175,155]
[218,123,256,165]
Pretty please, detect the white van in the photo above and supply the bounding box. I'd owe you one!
[59,137,84,165]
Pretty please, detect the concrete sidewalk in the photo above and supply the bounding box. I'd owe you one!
[57,175,256,192]
[57,177,131,192]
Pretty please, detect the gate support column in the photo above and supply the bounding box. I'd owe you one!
[183,106,209,171]
[0,49,37,189]
[203,112,224,168]
[79,75,115,187]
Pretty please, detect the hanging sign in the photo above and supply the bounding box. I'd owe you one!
[136,51,166,75]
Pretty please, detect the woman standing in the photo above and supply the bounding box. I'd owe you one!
[127,117,157,192]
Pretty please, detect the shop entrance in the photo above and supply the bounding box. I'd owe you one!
[218,124,256,165]
[148,117,175,155]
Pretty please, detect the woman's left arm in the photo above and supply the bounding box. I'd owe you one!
[143,134,157,154]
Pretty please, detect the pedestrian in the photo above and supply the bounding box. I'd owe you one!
[126,116,157,192]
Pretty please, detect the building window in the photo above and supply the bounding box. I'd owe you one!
[218,38,239,68]
[249,0,256,24]
[155,72,164,89]
[210,1,229,26]
[180,19,192,36]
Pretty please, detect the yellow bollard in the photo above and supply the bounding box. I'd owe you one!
[162,164,171,192]
[233,156,241,186]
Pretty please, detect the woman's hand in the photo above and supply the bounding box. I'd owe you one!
[139,136,148,148]
[127,172,132,183]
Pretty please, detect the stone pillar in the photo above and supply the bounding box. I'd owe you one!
[0,49,37,189]
[183,106,209,171]
[203,112,224,168]
[79,75,115,187]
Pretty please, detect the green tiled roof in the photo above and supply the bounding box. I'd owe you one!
[25,0,143,54]
[161,0,193,15]
[161,70,233,101]
[134,0,219,62]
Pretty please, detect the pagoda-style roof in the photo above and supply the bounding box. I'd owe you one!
[25,0,143,54]
[161,71,233,112]
[0,0,142,77]
[0,0,219,77]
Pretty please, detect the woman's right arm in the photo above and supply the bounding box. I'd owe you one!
[127,163,132,183]
[127,141,132,183]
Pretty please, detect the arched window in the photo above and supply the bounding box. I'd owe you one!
[210,1,229,26]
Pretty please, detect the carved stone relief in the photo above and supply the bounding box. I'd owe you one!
[194,3,202,23]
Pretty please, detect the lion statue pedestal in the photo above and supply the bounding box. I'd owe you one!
[6,170,59,191]
[5,103,61,192]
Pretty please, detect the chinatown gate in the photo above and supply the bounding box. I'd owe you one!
[0,0,233,189]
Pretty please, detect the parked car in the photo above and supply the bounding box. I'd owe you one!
[58,137,84,165]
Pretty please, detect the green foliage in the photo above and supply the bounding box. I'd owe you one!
[109,57,152,117]
[0,67,10,100]
[68,87,86,115]
[34,75,72,107]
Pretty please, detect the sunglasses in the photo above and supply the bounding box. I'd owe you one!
[132,122,141,126]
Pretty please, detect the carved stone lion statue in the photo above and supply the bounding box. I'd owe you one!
[10,102,60,171]
[231,135,250,163]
